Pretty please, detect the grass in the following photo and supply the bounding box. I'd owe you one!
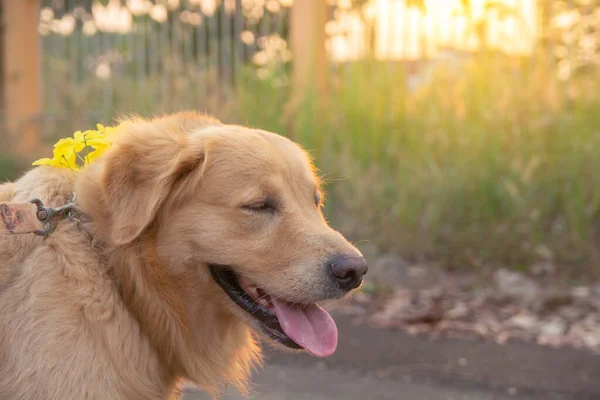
[30,50,600,279]
[234,53,600,279]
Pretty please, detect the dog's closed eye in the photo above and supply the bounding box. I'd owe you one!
[241,200,276,213]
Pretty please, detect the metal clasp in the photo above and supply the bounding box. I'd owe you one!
[29,197,76,237]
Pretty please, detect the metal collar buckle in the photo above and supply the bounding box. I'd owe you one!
[29,195,77,237]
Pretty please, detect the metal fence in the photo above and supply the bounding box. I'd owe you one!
[37,0,292,137]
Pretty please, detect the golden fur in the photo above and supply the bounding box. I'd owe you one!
[0,112,364,399]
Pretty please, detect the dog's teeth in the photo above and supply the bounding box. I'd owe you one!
[246,286,259,299]
[256,298,269,307]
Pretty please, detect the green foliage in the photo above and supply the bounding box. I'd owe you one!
[235,54,600,278]
[0,156,22,182]
[34,42,600,279]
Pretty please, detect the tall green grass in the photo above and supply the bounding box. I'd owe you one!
[36,52,600,278]
[235,54,600,278]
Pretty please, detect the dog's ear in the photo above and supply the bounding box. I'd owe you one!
[101,119,207,245]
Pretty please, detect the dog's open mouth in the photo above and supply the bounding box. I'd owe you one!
[208,265,338,357]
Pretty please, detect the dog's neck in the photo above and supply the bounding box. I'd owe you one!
[111,236,262,394]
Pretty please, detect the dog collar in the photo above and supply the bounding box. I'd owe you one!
[1,194,77,237]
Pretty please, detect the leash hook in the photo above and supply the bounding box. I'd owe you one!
[29,198,75,237]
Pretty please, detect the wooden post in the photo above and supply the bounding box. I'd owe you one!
[1,0,41,154]
[290,0,328,101]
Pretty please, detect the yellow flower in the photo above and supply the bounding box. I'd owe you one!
[54,135,86,153]
[96,124,118,140]
[76,129,112,150]
[83,149,104,165]
[32,157,63,168]
[32,123,119,170]
[32,145,79,170]
[54,143,80,170]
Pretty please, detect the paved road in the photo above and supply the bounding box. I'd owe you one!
[184,363,518,400]
[183,314,600,400]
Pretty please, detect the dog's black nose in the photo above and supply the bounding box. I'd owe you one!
[328,254,368,291]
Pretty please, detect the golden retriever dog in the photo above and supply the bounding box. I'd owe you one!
[0,112,368,400]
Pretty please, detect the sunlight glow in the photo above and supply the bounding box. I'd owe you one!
[329,0,538,62]
[39,0,538,63]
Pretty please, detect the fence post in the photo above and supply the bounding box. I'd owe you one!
[1,0,42,154]
[290,0,328,101]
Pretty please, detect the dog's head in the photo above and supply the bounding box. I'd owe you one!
[77,112,367,389]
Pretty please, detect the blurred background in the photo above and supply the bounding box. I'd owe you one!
[3,1,600,398]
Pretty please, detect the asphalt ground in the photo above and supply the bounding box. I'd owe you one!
[183,313,600,400]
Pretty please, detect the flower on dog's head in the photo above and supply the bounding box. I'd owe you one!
[32,124,118,171]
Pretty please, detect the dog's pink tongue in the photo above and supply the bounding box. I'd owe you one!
[271,299,338,357]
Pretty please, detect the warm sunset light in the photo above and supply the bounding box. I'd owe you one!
[328,0,538,61]
[3,1,600,398]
